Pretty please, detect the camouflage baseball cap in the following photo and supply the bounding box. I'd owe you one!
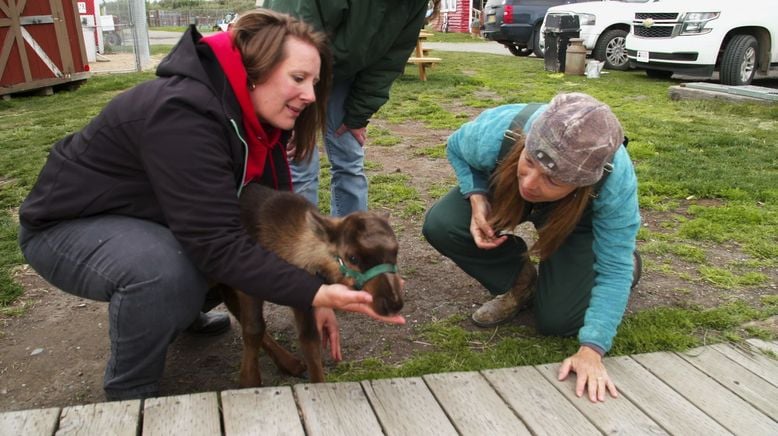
[525,93,623,186]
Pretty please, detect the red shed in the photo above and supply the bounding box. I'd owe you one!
[1,0,90,97]
[433,0,483,34]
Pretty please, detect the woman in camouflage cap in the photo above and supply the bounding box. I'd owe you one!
[423,92,641,402]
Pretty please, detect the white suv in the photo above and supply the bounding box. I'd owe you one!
[541,0,653,70]
[625,0,778,85]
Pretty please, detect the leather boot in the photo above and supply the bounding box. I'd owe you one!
[472,261,537,328]
[186,312,231,336]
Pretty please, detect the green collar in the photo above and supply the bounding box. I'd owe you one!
[336,256,397,290]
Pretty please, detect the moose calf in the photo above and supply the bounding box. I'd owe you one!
[219,183,403,387]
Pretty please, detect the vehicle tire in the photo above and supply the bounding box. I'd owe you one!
[645,69,673,79]
[593,29,629,70]
[506,44,532,57]
[105,32,122,47]
[532,25,544,58]
[720,34,758,86]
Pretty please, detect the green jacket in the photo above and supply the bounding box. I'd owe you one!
[267,0,428,128]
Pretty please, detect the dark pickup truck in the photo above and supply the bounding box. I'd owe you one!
[482,0,587,57]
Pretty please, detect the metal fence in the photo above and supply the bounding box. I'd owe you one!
[147,9,237,30]
[87,0,151,74]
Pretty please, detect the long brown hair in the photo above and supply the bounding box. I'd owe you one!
[230,9,332,162]
[489,137,593,260]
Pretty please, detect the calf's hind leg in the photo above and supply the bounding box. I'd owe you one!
[261,333,307,377]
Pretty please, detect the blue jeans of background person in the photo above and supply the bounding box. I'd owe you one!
[291,79,368,217]
[18,216,209,400]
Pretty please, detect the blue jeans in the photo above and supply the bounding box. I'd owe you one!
[291,79,368,217]
[18,216,209,400]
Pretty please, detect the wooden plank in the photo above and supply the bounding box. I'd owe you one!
[0,23,16,76]
[605,355,731,435]
[0,0,10,19]
[633,351,778,435]
[683,82,778,101]
[482,366,600,436]
[8,1,31,82]
[0,408,59,436]
[294,382,383,436]
[676,346,778,419]
[423,371,529,436]
[221,387,304,436]
[711,342,778,387]
[49,0,73,73]
[407,57,442,63]
[56,400,140,436]
[142,392,221,436]
[361,377,457,436]
[747,338,778,356]
[534,363,668,435]
[668,86,775,104]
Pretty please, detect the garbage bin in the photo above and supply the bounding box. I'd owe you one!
[544,14,580,73]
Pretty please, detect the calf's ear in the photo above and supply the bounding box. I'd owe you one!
[306,211,342,243]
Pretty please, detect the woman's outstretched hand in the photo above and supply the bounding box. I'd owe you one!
[469,194,507,249]
[558,345,618,402]
[313,284,406,325]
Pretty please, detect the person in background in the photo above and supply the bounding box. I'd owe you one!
[423,93,641,402]
[267,0,430,216]
[18,10,403,401]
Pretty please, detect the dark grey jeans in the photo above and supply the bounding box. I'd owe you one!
[19,215,210,400]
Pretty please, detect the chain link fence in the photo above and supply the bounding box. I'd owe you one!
[87,0,151,73]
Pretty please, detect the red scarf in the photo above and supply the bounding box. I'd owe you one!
[201,32,288,188]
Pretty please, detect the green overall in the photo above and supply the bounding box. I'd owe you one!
[423,189,596,337]
[422,103,602,336]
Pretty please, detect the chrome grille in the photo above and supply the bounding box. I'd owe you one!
[635,12,678,20]
[633,26,674,38]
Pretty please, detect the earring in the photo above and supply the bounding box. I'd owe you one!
[249,82,256,90]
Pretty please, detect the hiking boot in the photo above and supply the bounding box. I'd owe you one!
[186,312,231,336]
[472,262,537,328]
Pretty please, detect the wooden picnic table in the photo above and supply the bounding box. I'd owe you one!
[407,31,442,81]
[2,339,777,435]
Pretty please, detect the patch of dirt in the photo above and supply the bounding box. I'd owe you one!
[1,116,776,413]
[89,52,166,74]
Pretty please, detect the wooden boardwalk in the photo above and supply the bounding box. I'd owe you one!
[2,339,776,436]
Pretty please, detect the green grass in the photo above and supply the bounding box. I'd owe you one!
[412,143,446,159]
[329,300,777,381]
[367,125,402,147]
[1,49,775,378]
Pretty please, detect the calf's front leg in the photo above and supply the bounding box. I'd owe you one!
[293,307,325,382]
[236,293,265,387]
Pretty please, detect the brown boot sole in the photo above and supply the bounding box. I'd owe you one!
[470,309,519,328]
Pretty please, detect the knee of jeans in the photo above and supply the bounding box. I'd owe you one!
[535,311,580,337]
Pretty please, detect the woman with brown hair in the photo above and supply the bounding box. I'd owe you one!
[18,10,403,401]
[423,93,641,402]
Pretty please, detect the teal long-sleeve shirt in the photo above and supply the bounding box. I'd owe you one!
[447,104,640,353]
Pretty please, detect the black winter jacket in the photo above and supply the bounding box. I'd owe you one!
[19,28,322,309]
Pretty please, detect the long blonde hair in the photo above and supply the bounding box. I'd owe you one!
[231,9,332,162]
[488,138,593,260]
